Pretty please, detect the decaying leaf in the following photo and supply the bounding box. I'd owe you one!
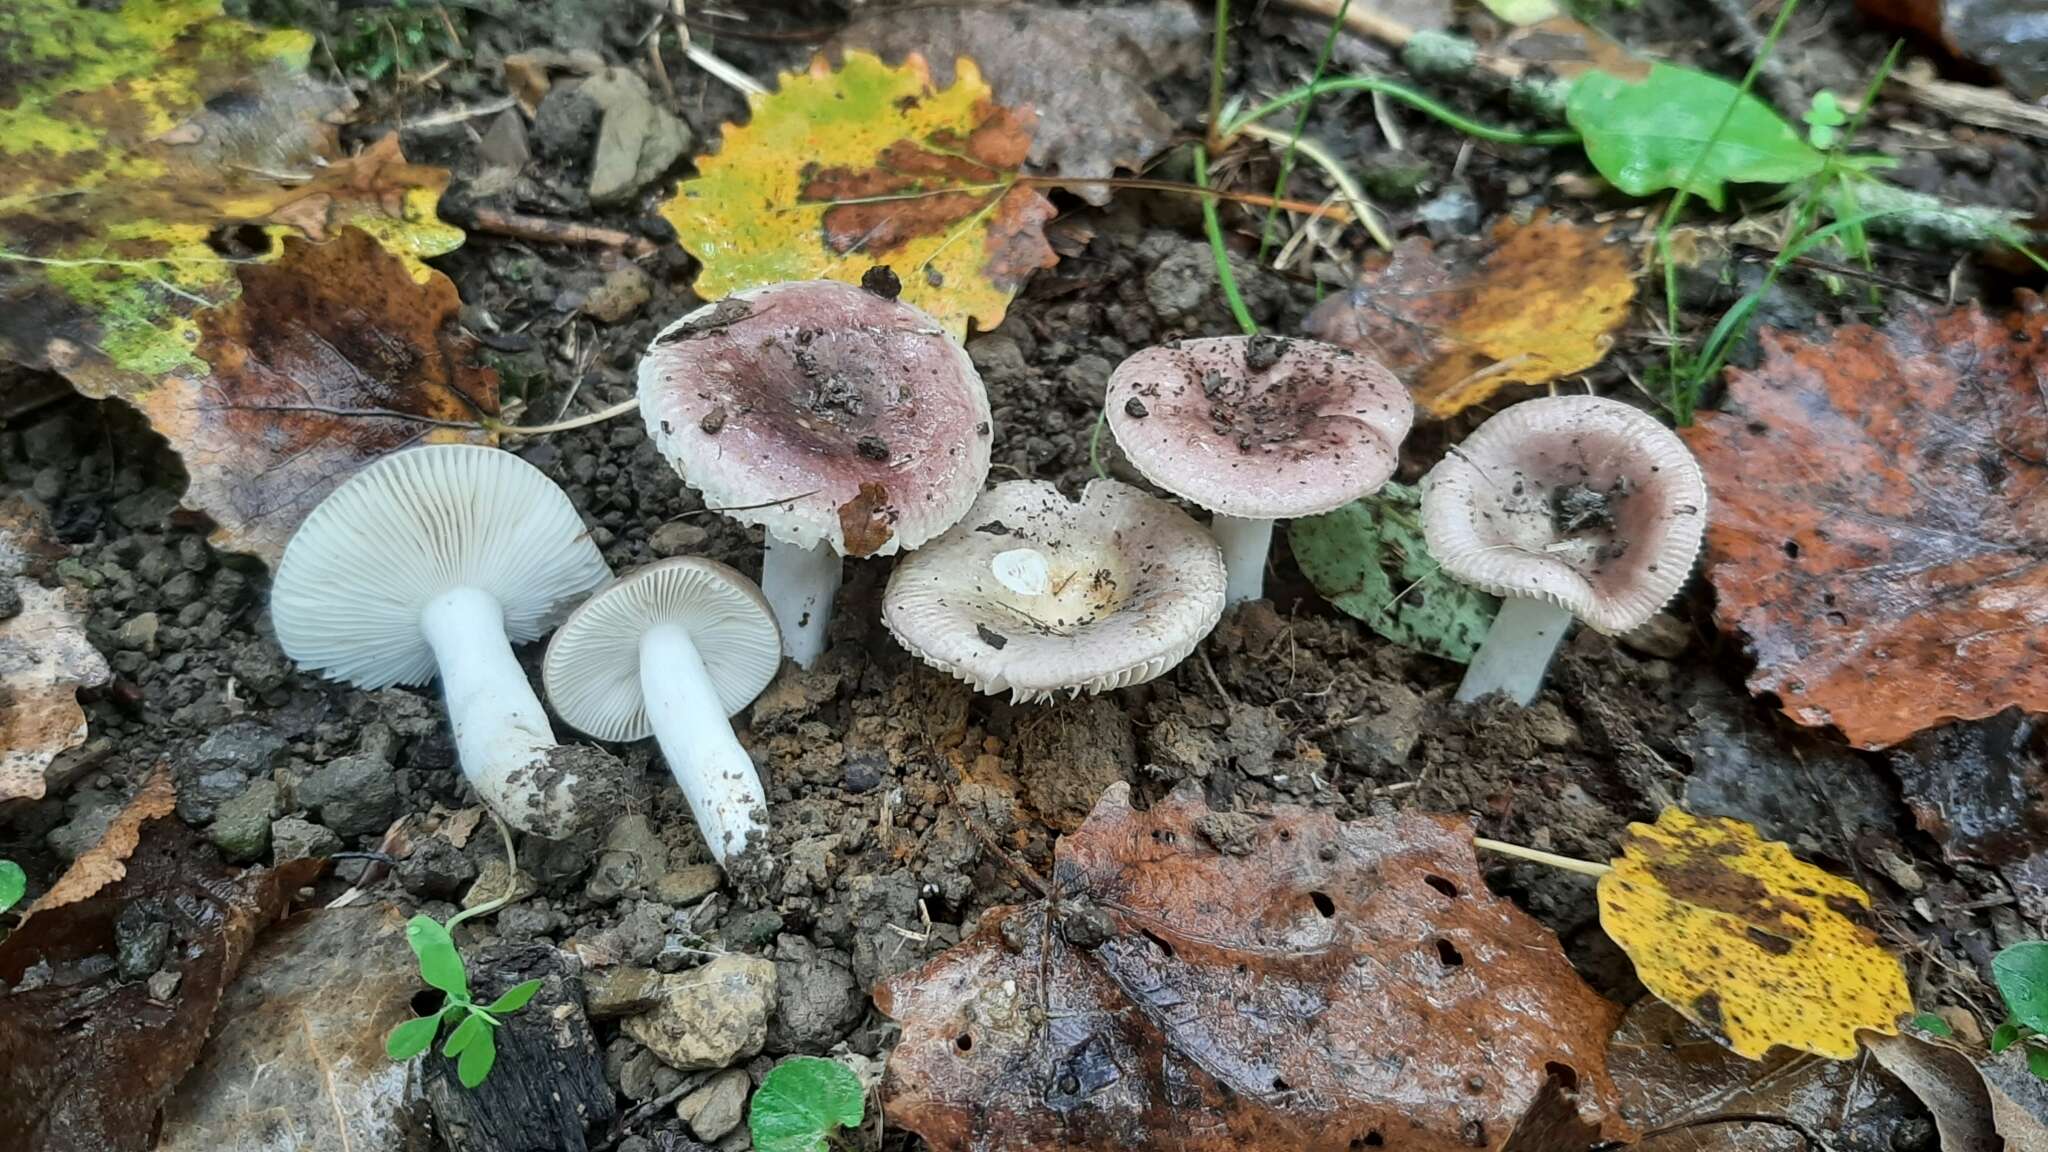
[830,3,1203,207]
[1289,482,1500,663]
[0,0,473,564]
[879,783,1631,1152]
[0,779,322,1152]
[1683,301,2048,749]
[26,767,175,918]
[1598,808,1912,1061]
[1887,712,2048,925]
[1864,1033,2011,1152]
[158,905,431,1152]
[662,50,1058,339]
[1302,213,1634,418]
[0,495,111,801]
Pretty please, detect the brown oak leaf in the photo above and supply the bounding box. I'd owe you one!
[877,784,1630,1152]
[1684,300,2048,749]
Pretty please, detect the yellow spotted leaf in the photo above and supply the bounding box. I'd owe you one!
[1304,212,1635,418]
[662,50,1058,339]
[1597,808,1912,1061]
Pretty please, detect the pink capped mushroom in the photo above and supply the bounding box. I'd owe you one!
[1106,334,1412,604]
[1420,394,1707,705]
[639,277,993,667]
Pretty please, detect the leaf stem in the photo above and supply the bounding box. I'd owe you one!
[1221,77,1581,147]
[1194,144,1259,337]
[1207,0,1232,149]
[489,396,638,437]
[446,814,520,930]
[1472,836,1613,877]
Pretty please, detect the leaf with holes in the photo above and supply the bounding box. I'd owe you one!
[661,50,1058,339]
[878,783,1632,1152]
[1683,300,2048,749]
[1290,482,1499,663]
[1598,808,1912,1060]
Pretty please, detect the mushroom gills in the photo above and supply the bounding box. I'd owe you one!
[1211,514,1274,606]
[761,534,841,668]
[1454,595,1575,706]
[640,623,767,864]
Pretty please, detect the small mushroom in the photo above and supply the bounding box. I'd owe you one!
[640,280,992,668]
[542,559,780,864]
[1420,394,1707,705]
[272,445,615,838]
[883,479,1226,701]
[1106,334,1412,604]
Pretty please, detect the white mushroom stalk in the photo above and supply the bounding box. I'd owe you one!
[1209,516,1274,606]
[1420,395,1709,706]
[759,534,841,670]
[544,559,782,864]
[272,445,616,838]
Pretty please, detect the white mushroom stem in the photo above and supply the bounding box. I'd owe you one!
[1455,595,1576,706]
[1211,515,1274,606]
[761,535,840,668]
[420,585,561,831]
[640,623,766,864]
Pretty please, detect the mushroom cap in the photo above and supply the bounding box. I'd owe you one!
[1105,335,1413,519]
[272,444,612,689]
[1419,394,1707,635]
[639,280,993,559]
[882,479,1226,702]
[542,557,782,743]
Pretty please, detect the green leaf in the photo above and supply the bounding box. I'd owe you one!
[750,1057,867,1152]
[1565,64,1825,210]
[457,1022,497,1089]
[406,915,469,1001]
[1804,90,1847,150]
[442,1012,486,1059]
[1289,483,1499,663]
[1994,1021,2024,1053]
[1477,0,1561,23]
[1997,942,2048,1032]
[0,860,25,913]
[486,979,543,1015]
[1911,1012,1955,1039]
[386,1014,441,1061]
[2029,1045,2048,1083]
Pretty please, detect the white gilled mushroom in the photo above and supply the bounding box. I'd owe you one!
[883,479,1226,702]
[542,559,781,864]
[272,445,616,838]
[1420,394,1707,705]
[639,278,993,668]
[1106,334,1412,605]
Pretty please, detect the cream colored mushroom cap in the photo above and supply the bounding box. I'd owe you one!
[882,480,1226,702]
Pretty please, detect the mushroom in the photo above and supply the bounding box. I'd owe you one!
[883,479,1226,702]
[639,279,992,668]
[1105,334,1412,605]
[1419,394,1707,705]
[272,444,617,838]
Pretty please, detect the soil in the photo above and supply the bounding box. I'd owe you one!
[5,1,2046,1150]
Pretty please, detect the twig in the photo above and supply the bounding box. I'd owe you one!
[1471,836,1612,877]
[402,96,519,132]
[465,207,656,257]
[1236,121,1393,250]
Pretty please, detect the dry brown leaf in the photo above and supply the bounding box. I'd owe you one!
[878,783,1630,1152]
[1683,300,2048,749]
[0,495,111,801]
[1303,213,1635,418]
[26,768,176,918]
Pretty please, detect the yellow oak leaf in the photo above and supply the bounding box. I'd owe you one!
[662,50,1058,339]
[1304,212,1635,418]
[1598,807,1912,1060]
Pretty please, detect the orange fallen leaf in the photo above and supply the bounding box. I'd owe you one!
[27,767,177,919]
[1304,212,1635,418]
[0,495,112,802]
[1683,299,2048,749]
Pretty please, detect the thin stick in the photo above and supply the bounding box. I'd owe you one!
[466,207,656,257]
[1237,122,1393,250]
[1472,836,1612,877]
[490,396,639,437]
[402,96,519,132]
[684,39,767,97]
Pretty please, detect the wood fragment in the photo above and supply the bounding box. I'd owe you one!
[465,208,657,257]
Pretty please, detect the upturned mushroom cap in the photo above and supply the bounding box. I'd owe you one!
[1419,394,1707,635]
[1105,335,1413,519]
[639,280,993,558]
[273,444,611,688]
[882,479,1226,702]
[543,558,782,742]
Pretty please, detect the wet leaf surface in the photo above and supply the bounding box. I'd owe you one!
[1597,808,1911,1060]
[1888,712,2048,923]
[1684,300,2048,749]
[1289,482,1500,663]
[1302,213,1634,418]
[829,3,1204,207]
[878,783,1630,1152]
[662,50,1058,339]
[0,772,322,1152]
[25,767,175,917]
[0,494,111,802]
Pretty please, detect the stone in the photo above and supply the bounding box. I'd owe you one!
[654,863,724,906]
[118,611,159,651]
[650,519,710,557]
[588,813,668,904]
[147,969,182,1001]
[396,836,478,901]
[531,82,601,162]
[48,794,122,861]
[194,720,288,776]
[586,966,666,1019]
[178,766,253,826]
[581,68,692,205]
[209,778,279,863]
[477,108,531,171]
[1417,183,1481,241]
[766,936,863,1053]
[1329,681,1426,773]
[622,955,777,1070]
[229,640,292,695]
[159,570,202,609]
[679,1069,750,1142]
[271,816,342,862]
[114,901,171,980]
[584,262,652,324]
[1621,612,1691,660]
[297,752,399,838]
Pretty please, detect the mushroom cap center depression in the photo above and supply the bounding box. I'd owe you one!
[681,324,929,459]
[983,543,1131,637]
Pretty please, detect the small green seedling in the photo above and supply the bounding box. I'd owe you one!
[749,1056,866,1152]
[386,915,542,1088]
[0,859,25,912]
[1803,91,1848,150]
[1992,941,2048,1080]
